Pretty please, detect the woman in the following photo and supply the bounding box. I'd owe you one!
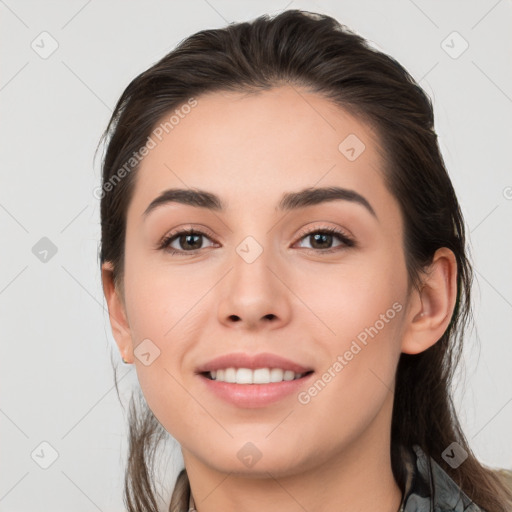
[98,9,512,512]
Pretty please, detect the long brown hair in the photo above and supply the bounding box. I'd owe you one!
[98,9,512,511]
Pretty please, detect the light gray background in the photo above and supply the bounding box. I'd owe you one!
[1,1,511,510]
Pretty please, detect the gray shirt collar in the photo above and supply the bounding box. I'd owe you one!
[399,443,485,512]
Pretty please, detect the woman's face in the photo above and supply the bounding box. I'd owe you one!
[112,86,413,476]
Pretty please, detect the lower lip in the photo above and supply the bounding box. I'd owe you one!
[198,372,314,408]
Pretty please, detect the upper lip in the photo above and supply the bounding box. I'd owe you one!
[196,352,314,374]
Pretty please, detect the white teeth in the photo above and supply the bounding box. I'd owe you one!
[269,368,283,382]
[224,368,236,383]
[254,368,270,384]
[236,368,253,384]
[208,367,307,384]
[283,370,295,381]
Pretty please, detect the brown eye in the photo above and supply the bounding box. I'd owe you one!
[159,229,216,254]
[174,233,204,251]
[307,232,335,250]
[295,227,355,253]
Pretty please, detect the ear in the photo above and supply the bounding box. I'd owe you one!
[101,261,134,363]
[401,247,458,355]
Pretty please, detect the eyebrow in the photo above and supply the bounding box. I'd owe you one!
[142,186,376,218]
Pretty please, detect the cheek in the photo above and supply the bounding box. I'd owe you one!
[300,254,406,342]
[303,251,407,391]
[123,243,207,339]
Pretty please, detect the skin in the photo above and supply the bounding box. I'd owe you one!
[102,85,457,512]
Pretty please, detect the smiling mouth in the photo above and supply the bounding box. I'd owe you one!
[201,368,315,384]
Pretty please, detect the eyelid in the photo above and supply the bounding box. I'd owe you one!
[294,223,354,243]
[162,223,216,239]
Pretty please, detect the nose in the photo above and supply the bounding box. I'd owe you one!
[217,242,292,331]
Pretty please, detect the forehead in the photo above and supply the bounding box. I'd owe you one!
[127,85,392,220]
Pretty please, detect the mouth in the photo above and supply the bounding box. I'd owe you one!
[195,352,315,407]
[197,368,315,408]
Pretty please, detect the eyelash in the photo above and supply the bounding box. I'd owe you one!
[158,225,355,256]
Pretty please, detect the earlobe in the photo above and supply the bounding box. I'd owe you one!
[401,248,458,355]
[101,262,134,364]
